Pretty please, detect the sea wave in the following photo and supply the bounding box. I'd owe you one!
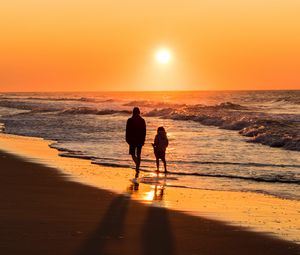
[144,102,249,117]
[166,171,299,184]
[145,103,300,151]
[1,98,299,151]
[53,146,300,169]
[0,100,61,112]
[59,107,130,115]
[0,123,4,132]
[92,161,300,185]
[0,100,129,116]
[274,96,300,105]
[52,146,299,185]
[167,160,300,168]
[123,100,186,108]
[0,96,115,103]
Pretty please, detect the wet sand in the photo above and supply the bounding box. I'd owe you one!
[0,151,299,255]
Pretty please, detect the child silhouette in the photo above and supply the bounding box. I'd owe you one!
[152,126,169,173]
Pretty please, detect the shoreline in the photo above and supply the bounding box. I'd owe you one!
[0,133,299,245]
[1,151,299,254]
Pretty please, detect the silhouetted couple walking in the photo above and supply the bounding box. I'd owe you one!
[126,107,168,176]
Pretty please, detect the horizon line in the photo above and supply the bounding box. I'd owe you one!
[0,89,299,93]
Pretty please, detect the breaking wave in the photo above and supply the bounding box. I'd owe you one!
[0,100,62,112]
[145,103,300,151]
[60,107,130,115]
[0,95,115,103]
[1,97,299,151]
[274,96,300,105]
[123,100,186,108]
[0,100,130,116]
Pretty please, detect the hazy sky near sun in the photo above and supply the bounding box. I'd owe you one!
[0,0,300,91]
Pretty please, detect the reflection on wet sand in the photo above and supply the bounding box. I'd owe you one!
[127,172,167,206]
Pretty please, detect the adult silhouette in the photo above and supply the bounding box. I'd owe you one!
[126,107,146,176]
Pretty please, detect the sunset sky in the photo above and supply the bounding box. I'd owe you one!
[0,0,300,91]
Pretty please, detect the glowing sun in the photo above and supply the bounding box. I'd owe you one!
[155,48,171,64]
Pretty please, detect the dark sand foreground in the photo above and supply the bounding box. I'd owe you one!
[0,151,298,255]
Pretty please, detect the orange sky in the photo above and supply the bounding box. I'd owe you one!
[0,0,300,91]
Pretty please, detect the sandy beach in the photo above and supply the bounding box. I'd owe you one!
[0,136,299,254]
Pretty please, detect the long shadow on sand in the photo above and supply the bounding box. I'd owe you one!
[142,205,174,255]
[76,195,129,255]
[76,180,174,255]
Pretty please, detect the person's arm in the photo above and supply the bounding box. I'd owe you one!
[142,119,146,145]
[125,119,131,144]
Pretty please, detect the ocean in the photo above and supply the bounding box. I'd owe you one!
[0,90,299,200]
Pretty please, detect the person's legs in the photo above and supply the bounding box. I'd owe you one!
[162,159,167,172]
[131,154,137,165]
[136,145,142,172]
[154,150,160,172]
[161,153,167,172]
[129,145,138,168]
[156,157,159,172]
